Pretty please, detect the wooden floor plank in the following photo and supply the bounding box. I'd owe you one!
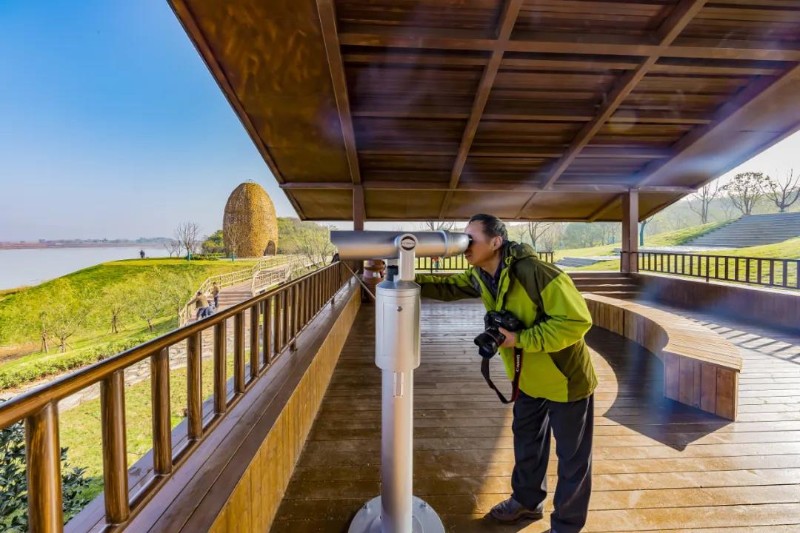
[271,300,800,532]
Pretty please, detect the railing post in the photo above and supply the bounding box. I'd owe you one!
[214,321,227,415]
[25,402,63,533]
[101,370,130,524]
[250,303,260,379]
[187,332,203,440]
[263,296,273,366]
[234,311,246,394]
[151,348,172,476]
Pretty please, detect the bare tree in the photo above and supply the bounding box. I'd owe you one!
[719,196,738,221]
[102,285,128,334]
[688,181,721,224]
[43,281,89,352]
[723,172,768,215]
[539,223,565,252]
[175,222,201,257]
[764,169,800,213]
[422,220,455,232]
[522,222,553,250]
[163,239,182,258]
[297,224,336,265]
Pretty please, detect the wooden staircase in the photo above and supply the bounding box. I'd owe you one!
[568,271,639,299]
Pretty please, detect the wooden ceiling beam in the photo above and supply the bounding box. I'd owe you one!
[339,29,800,61]
[511,0,708,220]
[280,181,694,194]
[439,0,525,219]
[588,195,622,221]
[317,0,361,188]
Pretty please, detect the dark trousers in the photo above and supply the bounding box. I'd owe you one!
[511,392,594,533]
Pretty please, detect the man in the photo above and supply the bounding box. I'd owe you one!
[211,282,220,310]
[189,290,211,320]
[415,214,596,533]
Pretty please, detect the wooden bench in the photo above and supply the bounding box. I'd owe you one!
[583,294,742,420]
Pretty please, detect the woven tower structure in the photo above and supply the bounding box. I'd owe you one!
[223,181,279,257]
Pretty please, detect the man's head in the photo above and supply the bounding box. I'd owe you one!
[464,214,507,269]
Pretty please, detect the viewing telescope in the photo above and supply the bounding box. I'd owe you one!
[330,230,470,261]
[331,231,469,533]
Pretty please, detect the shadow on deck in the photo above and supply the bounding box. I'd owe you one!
[273,299,800,532]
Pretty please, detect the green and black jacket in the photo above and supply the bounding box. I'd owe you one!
[415,242,597,402]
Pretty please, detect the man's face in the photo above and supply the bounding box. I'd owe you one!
[464,221,502,267]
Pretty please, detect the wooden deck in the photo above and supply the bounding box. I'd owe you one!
[273,300,800,532]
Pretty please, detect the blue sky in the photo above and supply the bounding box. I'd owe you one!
[0,1,798,240]
[0,0,296,241]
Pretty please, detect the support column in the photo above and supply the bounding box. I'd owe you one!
[621,190,639,273]
[353,185,365,231]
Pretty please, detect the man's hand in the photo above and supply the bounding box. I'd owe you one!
[498,327,516,349]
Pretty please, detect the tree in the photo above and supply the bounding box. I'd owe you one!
[521,222,553,250]
[223,220,247,258]
[0,401,94,531]
[163,239,182,258]
[688,181,721,223]
[132,275,171,332]
[101,285,129,334]
[422,220,455,232]
[160,271,194,317]
[723,172,768,215]
[719,196,738,221]
[175,222,200,257]
[42,280,89,353]
[296,224,336,265]
[764,169,800,213]
[201,230,225,254]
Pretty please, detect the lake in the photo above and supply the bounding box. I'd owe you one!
[0,247,168,290]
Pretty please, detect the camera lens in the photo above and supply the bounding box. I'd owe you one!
[474,329,505,359]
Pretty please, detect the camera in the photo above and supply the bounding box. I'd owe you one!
[474,310,523,359]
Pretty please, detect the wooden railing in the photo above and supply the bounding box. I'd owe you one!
[415,251,554,272]
[178,255,304,324]
[0,263,350,532]
[629,251,800,290]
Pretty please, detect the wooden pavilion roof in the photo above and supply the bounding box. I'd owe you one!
[169,0,800,222]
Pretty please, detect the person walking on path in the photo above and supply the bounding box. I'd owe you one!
[211,282,220,310]
[189,291,211,320]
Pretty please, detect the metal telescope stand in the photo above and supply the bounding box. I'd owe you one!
[348,234,445,533]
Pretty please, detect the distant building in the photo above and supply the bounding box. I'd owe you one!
[223,181,279,257]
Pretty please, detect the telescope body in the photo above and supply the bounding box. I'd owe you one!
[331,230,469,260]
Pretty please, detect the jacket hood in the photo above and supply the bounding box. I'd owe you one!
[504,241,538,264]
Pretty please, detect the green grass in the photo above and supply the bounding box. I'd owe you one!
[554,221,729,260]
[60,352,237,502]
[0,258,265,390]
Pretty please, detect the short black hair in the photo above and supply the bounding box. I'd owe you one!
[468,214,508,241]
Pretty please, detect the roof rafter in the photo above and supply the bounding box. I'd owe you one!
[316,0,364,220]
[514,0,709,219]
[280,181,694,194]
[438,0,525,219]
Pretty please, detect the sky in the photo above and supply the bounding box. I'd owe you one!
[0,1,798,241]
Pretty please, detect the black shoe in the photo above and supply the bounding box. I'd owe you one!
[489,497,544,523]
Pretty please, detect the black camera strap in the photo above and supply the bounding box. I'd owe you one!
[481,347,523,404]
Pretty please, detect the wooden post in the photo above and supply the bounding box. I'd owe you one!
[353,184,365,231]
[151,348,172,475]
[101,371,130,524]
[621,189,639,273]
[263,296,272,366]
[234,311,246,394]
[187,332,203,440]
[25,403,63,533]
[249,303,260,379]
[214,321,227,415]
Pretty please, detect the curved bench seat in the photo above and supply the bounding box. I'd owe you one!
[583,293,742,420]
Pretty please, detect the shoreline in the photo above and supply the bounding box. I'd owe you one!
[0,242,166,251]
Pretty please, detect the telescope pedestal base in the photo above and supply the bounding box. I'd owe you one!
[348,496,445,533]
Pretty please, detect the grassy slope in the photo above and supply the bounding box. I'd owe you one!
[554,220,729,260]
[0,258,260,389]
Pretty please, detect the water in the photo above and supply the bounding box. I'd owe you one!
[0,247,168,290]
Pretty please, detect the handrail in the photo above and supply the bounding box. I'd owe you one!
[178,255,303,324]
[414,251,554,272]
[0,263,350,531]
[625,251,800,290]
